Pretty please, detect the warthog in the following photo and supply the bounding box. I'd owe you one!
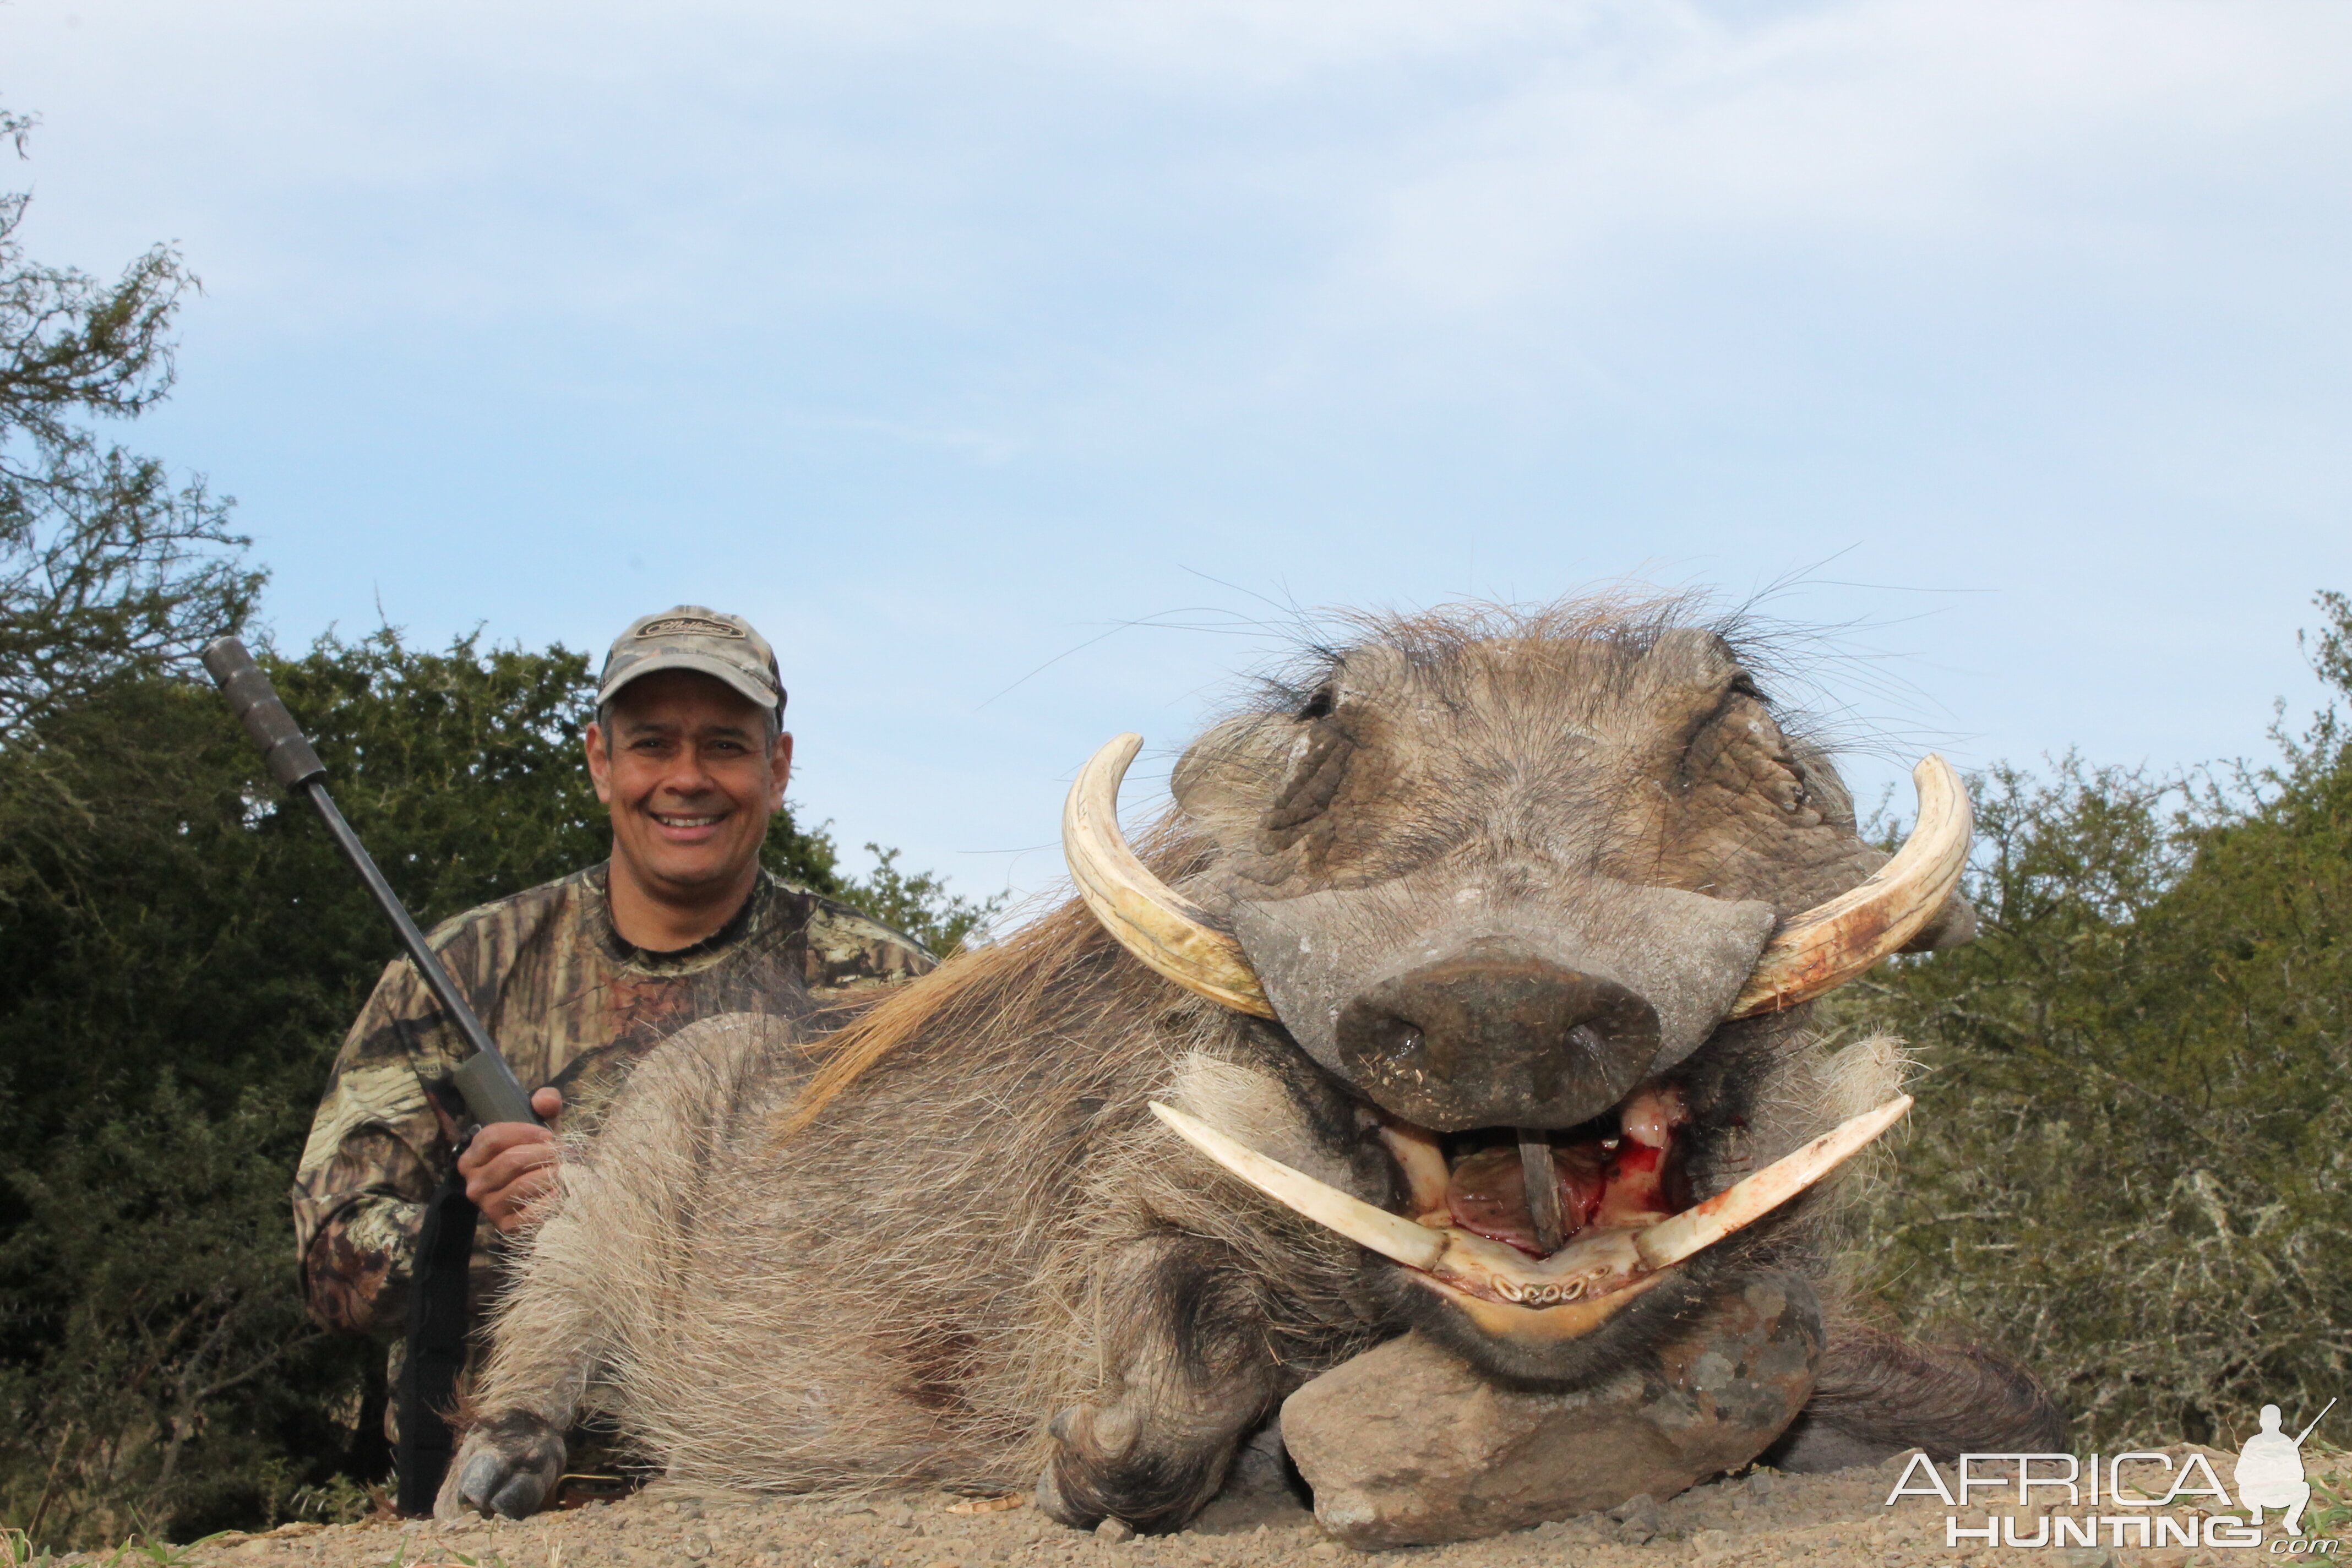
[444,601,2061,1529]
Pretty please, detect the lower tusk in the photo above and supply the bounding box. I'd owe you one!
[1153,1101,1625,1299]
[1634,1095,1912,1271]
[1152,1092,1913,1309]
[1150,1103,1446,1272]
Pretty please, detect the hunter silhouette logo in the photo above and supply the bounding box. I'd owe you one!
[2237,1399,2333,1535]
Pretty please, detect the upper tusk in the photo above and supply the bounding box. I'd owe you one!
[1728,754,1972,1017]
[1633,1094,1912,1270]
[1068,737,1966,1024]
[1063,734,1276,1017]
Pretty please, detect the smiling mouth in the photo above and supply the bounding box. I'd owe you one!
[652,812,726,829]
[1148,1090,1908,1335]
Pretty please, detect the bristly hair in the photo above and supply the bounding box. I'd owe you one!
[774,823,1211,1143]
[1231,590,1866,759]
[776,590,1856,1139]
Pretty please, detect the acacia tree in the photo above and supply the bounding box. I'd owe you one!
[1839,592,2352,1448]
[0,104,257,736]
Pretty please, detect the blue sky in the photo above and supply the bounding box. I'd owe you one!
[7,0,2350,909]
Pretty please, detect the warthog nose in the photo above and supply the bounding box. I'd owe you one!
[1335,952,1663,1133]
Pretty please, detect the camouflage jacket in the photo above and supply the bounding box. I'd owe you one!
[290,864,933,1339]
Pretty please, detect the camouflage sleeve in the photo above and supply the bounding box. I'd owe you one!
[800,899,938,1001]
[288,956,466,1338]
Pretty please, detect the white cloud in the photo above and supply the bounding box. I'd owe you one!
[1341,0,2352,313]
[14,0,2348,346]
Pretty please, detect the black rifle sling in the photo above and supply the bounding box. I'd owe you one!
[395,1158,480,1516]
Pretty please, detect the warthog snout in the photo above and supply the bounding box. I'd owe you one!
[1337,945,1662,1131]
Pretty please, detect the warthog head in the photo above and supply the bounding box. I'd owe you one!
[1064,606,1973,1376]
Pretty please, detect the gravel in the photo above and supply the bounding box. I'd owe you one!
[91,1451,2290,1568]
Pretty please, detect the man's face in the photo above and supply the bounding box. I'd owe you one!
[584,669,792,902]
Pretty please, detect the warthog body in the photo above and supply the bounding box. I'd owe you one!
[447,602,2061,1529]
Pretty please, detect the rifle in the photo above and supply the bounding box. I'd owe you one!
[201,635,540,1513]
[202,635,539,1126]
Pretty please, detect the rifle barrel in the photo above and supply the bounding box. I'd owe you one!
[201,636,540,1127]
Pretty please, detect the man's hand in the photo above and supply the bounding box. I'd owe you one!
[459,1086,564,1235]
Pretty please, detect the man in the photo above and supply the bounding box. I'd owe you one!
[290,606,933,1500]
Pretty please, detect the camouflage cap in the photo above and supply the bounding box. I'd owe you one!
[598,606,785,712]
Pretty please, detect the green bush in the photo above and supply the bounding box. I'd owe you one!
[0,100,996,1547]
[0,635,996,1548]
[1837,592,2352,1450]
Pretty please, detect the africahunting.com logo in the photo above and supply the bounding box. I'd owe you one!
[1885,1401,2342,1554]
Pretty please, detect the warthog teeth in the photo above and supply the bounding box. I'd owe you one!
[1148,1095,1913,1309]
[1500,1280,1585,1304]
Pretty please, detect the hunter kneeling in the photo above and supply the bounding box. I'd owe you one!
[290,606,934,1512]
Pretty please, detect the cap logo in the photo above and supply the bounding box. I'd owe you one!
[636,615,745,640]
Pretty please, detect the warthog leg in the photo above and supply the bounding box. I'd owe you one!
[1034,1234,1293,1534]
[438,1017,767,1520]
[1763,1320,2066,1469]
[435,1134,633,1519]
[435,1193,606,1519]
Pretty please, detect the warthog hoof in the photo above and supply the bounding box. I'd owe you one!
[1032,1458,1076,1528]
[1038,1401,1232,1534]
[438,1412,565,1520]
[1037,1402,1129,1528]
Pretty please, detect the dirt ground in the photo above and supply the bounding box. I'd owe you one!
[94,1449,2338,1568]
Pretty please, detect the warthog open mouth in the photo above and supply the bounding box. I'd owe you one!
[1060,728,1959,1342]
[1147,1089,1908,1341]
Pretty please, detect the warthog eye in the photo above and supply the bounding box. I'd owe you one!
[1295,685,1335,721]
[1263,722,1352,839]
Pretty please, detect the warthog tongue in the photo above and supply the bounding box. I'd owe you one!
[1147,1096,1912,1311]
